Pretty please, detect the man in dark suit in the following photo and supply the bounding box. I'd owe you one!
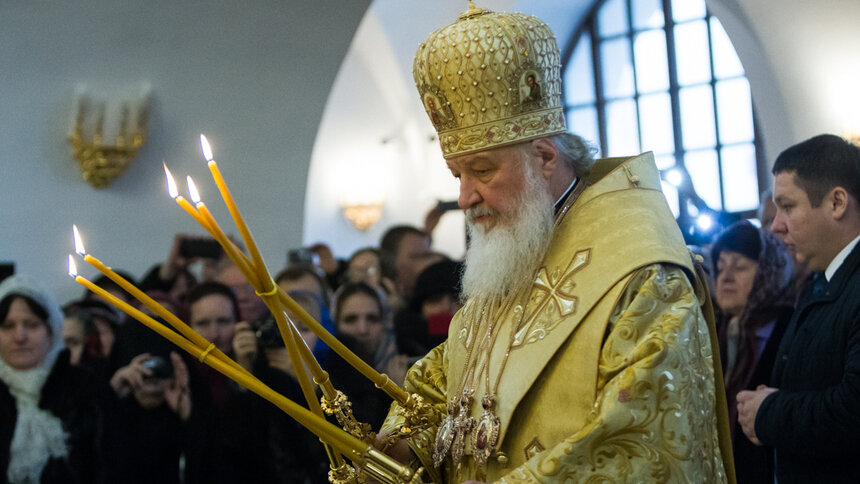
[737,134,860,483]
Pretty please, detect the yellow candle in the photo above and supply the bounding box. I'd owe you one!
[200,135,274,293]
[73,225,248,377]
[164,163,213,233]
[85,253,251,378]
[170,181,348,465]
[194,202,259,287]
[277,289,409,404]
[195,137,409,404]
[176,196,213,233]
[191,204,337,391]
[182,187,322,410]
[68,264,366,458]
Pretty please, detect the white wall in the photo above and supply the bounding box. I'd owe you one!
[303,0,582,261]
[0,0,369,304]
[305,0,860,262]
[709,0,860,154]
[4,0,859,305]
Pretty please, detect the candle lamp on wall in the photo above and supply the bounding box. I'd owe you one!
[342,199,384,231]
[68,84,151,188]
[339,147,390,231]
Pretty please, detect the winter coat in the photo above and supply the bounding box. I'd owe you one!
[756,242,860,482]
[0,350,105,484]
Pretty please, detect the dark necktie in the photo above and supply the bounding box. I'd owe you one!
[811,272,828,297]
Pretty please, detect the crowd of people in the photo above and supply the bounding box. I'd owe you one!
[0,221,464,484]
[2,140,859,483]
[2,4,859,482]
[3,131,858,483]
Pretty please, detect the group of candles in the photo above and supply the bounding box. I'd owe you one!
[69,84,151,143]
[68,135,420,483]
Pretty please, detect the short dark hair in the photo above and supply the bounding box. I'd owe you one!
[274,265,331,308]
[85,271,136,302]
[186,281,240,322]
[380,225,427,255]
[772,134,860,207]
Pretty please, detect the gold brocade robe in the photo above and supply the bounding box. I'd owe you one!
[382,153,731,483]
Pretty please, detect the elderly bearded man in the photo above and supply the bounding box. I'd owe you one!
[378,4,733,484]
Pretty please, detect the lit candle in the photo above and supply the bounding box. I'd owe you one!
[200,135,275,293]
[185,175,259,287]
[181,178,332,437]
[195,136,410,407]
[67,255,366,459]
[72,228,348,470]
[72,225,251,378]
[184,169,349,405]
[164,163,212,232]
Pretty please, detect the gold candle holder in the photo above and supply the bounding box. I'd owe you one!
[68,86,150,188]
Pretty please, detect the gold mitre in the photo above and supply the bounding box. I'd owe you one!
[413,4,566,159]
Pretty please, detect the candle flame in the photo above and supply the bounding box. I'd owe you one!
[187,176,201,204]
[68,254,77,277]
[164,162,179,198]
[200,135,213,162]
[72,224,86,255]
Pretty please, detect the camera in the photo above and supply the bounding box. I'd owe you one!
[287,248,319,269]
[141,355,174,380]
[255,314,283,349]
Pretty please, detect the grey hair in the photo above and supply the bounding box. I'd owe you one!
[551,132,597,177]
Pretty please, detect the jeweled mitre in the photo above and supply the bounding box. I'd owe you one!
[413,6,567,159]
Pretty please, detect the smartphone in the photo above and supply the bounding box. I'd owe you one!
[437,200,460,212]
[287,248,319,268]
[179,238,222,259]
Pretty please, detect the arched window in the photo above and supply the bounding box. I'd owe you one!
[562,0,764,241]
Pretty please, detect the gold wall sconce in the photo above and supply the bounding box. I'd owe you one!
[68,84,151,188]
[342,200,384,231]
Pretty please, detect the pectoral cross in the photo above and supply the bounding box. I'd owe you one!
[450,390,475,465]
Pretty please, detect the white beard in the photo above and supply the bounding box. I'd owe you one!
[461,162,555,302]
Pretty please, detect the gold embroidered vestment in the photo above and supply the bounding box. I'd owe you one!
[382,152,730,483]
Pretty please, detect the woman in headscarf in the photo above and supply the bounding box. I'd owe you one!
[711,221,795,483]
[0,275,104,484]
[327,282,407,428]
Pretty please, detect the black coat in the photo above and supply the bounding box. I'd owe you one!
[756,242,860,483]
[0,350,105,484]
[101,394,185,484]
[182,355,328,484]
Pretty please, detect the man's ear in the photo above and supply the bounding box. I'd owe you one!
[829,186,849,220]
[530,138,559,180]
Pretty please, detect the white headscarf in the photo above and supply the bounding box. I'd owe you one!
[0,275,68,483]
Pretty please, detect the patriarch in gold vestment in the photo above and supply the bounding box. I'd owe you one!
[380,5,734,483]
